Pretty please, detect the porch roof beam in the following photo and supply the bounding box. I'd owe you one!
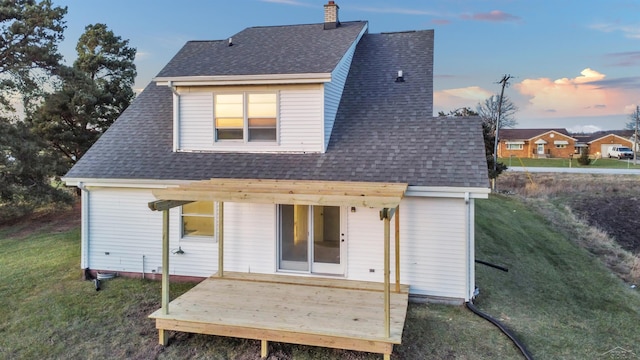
[151,179,407,208]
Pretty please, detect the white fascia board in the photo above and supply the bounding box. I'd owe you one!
[405,186,490,199]
[61,177,189,189]
[154,73,332,86]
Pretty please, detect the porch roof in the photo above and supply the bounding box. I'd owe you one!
[150,178,408,209]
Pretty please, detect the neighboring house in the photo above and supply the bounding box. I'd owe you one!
[62,2,489,358]
[499,128,577,159]
[573,130,636,158]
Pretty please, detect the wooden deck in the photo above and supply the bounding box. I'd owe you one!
[149,272,409,358]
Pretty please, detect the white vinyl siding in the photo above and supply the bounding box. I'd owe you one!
[84,187,472,301]
[399,197,467,299]
[346,197,469,299]
[278,88,323,151]
[323,25,366,151]
[179,92,214,151]
[88,188,163,274]
[176,86,323,152]
[222,203,276,274]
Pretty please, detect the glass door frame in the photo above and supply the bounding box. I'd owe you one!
[276,204,346,275]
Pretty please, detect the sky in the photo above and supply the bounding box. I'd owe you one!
[53,0,640,133]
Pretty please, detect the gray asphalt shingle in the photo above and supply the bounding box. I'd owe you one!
[157,21,367,77]
[65,24,489,189]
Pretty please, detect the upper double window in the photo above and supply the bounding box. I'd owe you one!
[214,93,277,142]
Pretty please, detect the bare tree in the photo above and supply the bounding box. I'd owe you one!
[476,95,518,135]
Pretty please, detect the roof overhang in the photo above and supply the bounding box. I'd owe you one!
[534,139,547,144]
[154,73,332,86]
[149,178,408,210]
[505,141,525,145]
[554,140,569,145]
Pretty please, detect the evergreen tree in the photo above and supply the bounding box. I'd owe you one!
[31,23,137,171]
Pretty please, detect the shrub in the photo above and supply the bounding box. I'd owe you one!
[577,151,591,165]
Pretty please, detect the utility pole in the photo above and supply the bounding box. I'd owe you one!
[492,74,512,191]
[635,105,639,165]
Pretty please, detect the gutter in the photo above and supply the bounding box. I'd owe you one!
[78,182,90,270]
[465,192,473,301]
[168,81,180,152]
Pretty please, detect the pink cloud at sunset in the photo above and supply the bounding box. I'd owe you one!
[460,10,521,23]
[514,68,635,118]
[434,86,494,111]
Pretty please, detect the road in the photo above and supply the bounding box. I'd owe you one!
[506,166,640,175]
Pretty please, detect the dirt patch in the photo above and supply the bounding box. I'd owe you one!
[569,195,640,254]
[499,172,640,278]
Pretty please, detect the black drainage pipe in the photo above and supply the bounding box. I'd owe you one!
[465,301,533,360]
[475,259,509,272]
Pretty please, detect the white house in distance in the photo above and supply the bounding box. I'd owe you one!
[63,2,489,358]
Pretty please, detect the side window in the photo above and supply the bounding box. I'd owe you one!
[182,201,215,238]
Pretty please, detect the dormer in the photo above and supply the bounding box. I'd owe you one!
[154,4,367,154]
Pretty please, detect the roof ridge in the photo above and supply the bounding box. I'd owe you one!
[248,20,366,30]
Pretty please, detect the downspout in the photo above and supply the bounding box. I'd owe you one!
[78,182,90,271]
[168,81,180,152]
[464,192,473,301]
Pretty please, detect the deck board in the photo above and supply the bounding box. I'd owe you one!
[149,272,409,355]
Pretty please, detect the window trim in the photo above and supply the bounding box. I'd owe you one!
[180,201,217,242]
[213,91,279,144]
[506,143,524,150]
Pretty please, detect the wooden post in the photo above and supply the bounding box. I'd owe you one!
[261,339,268,358]
[218,201,224,277]
[161,209,170,314]
[160,209,170,346]
[394,206,400,293]
[383,209,391,339]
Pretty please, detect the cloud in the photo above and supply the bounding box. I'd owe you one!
[352,6,440,16]
[460,10,521,23]
[434,86,493,113]
[135,51,150,61]
[605,51,640,67]
[259,0,313,7]
[515,68,636,118]
[590,22,640,39]
[432,19,451,25]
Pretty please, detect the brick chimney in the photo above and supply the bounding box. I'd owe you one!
[324,1,340,30]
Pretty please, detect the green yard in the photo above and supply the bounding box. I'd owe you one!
[500,156,640,169]
[1,193,639,359]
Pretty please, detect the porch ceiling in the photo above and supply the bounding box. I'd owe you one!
[151,178,408,208]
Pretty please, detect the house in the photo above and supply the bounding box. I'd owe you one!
[573,130,636,158]
[62,2,489,358]
[499,128,578,158]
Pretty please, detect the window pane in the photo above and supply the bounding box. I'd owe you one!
[216,117,244,128]
[248,94,276,117]
[280,204,308,263]
[215,94,243,119]
[248,118,277,127]
[249,128,277,141]
[183,216,214,236]
[183,201,213,215]
[217,129,243,140]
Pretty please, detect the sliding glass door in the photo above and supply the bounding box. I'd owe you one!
[278,205,344,275]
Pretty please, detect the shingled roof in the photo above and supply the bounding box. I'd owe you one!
[500,128,573,140]
[65,25,489,189]
[156,21,367,77]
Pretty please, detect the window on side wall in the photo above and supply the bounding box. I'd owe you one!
[214,92,277,142]
[506,143,523,150]
[181,201,215,239]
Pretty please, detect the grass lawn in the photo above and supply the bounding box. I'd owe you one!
[1,196,639,359]
[500,156,640,169]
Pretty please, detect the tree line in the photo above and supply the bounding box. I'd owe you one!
[0,0,136,221]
